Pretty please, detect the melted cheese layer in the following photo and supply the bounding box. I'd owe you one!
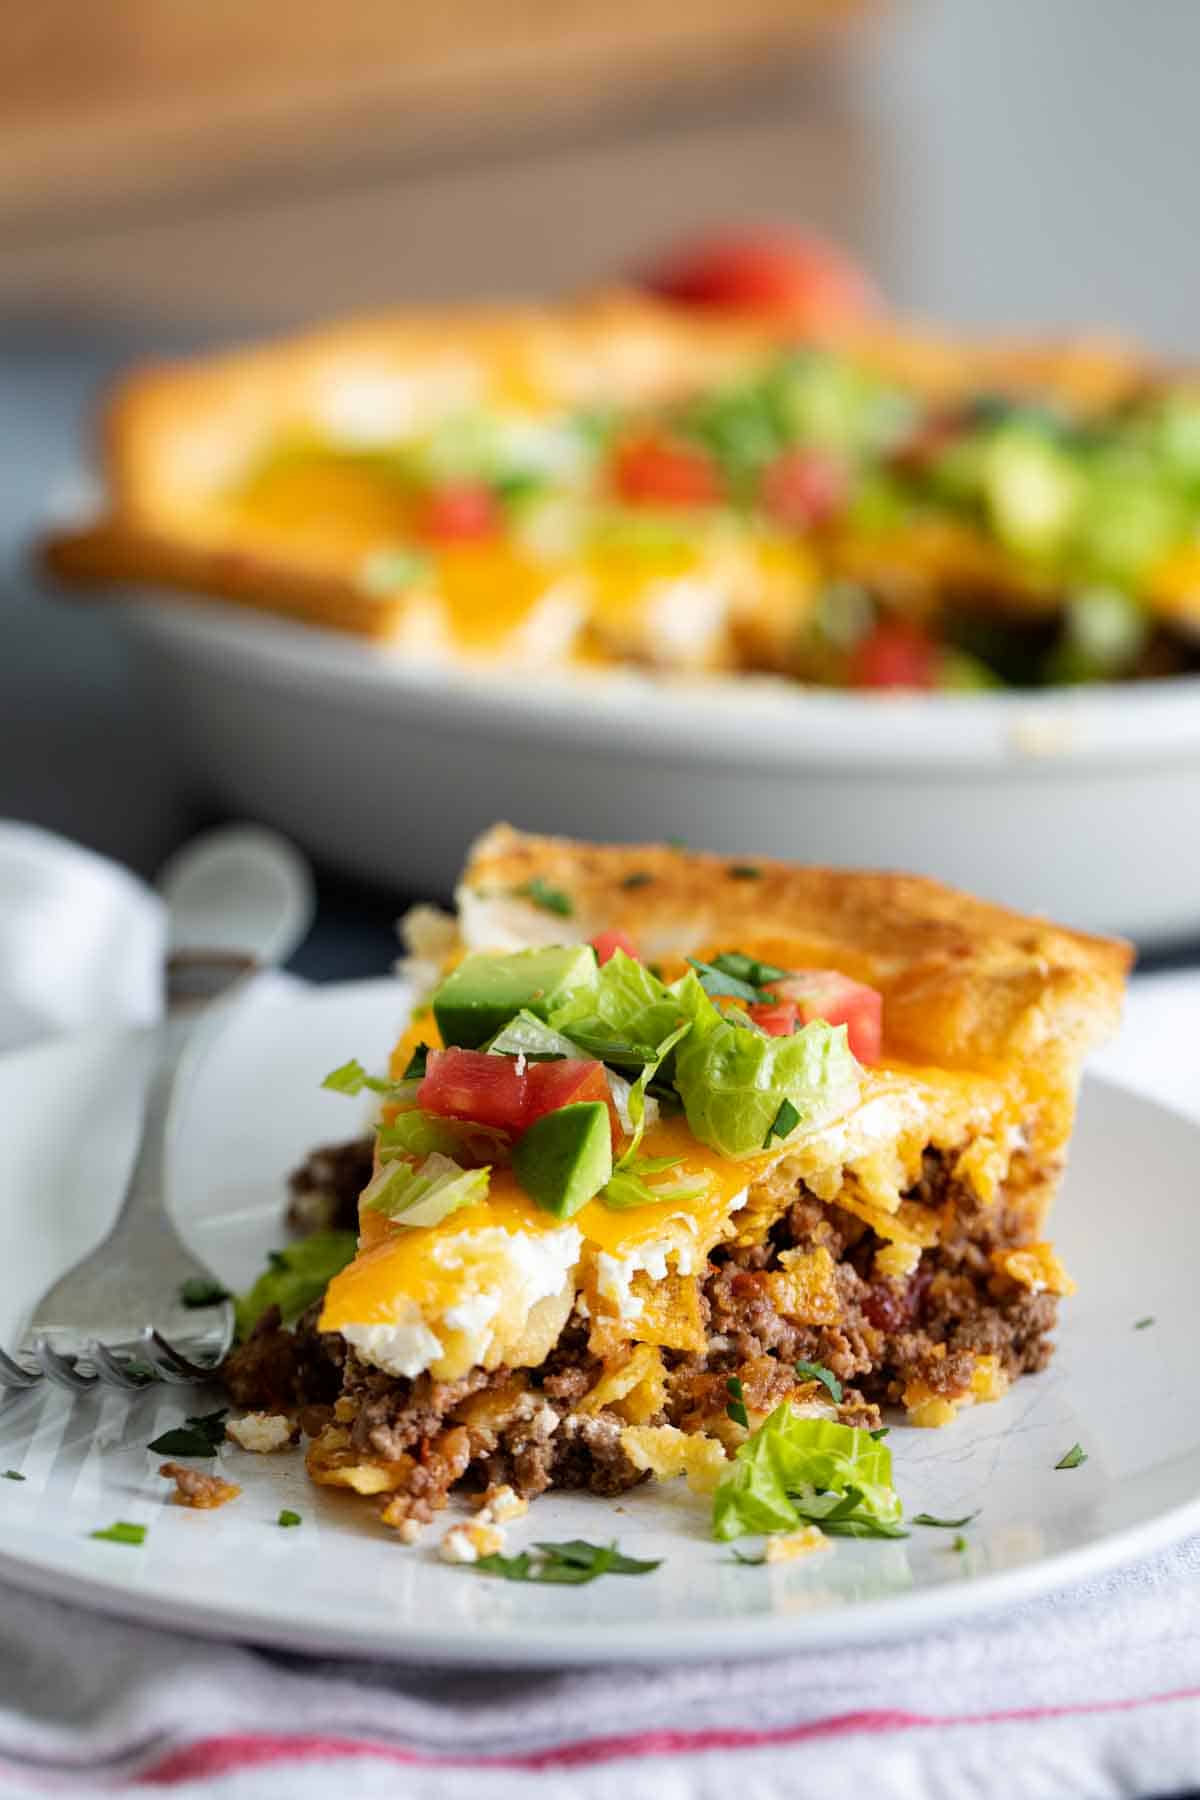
[320,1045,1030,1381]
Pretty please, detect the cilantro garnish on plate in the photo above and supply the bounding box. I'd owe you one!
[278,1510,302,1529]
[91,1521,147,1547]
[148,1409,228,1458]
[1055,1443,1088,1470]
[794,1360,843,1404]
[178,1276,231,1308]
[726,1376,749,1428]
[912,1510,979,1530]
[3,1470,25,1482]
[474,1539,661,1584]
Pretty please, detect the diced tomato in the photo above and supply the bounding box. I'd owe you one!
[612,435,722,509]
[418,1047,527,1132]
[847,621,939,692]
[417,481,501,542]
[769,970,883,1064]
[524,1058,620,1147]
[591,929,639,966]
[760,448,849,530]
[638,232,881,331]
[748,999,799,1037]
[418,1048,621,1143]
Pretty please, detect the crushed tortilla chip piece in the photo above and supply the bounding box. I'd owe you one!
[765,1524,831,1563]
[992,1242,1076,1297]
[158,1462,241,1510]
[621,1423,727,1494]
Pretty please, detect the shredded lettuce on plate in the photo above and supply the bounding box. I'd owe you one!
[233,1232,358,1341]
[712,1407,906,1541]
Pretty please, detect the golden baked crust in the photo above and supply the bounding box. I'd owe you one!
[43,288,1153,644]
[456,823,1132,1070]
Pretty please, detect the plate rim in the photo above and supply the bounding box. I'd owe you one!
[0,1474,1197,1668]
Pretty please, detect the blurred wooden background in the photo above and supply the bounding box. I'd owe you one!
[0,0,877,330]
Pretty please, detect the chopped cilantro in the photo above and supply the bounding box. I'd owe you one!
[688,956,770,1004]
[912,1510,979,1530]
[1134,1316,1156,1330]
[401,1042,430,1081]
[709,951,790,988]
[794,1360,843,1404]
[728,865,762,879]
[797,1485,910,1539]
[763,1097,801,1148]
[726,1375,749,1429]
[278,1509,302,1528]
[952,1534,968,1553]
[1055,1443,1088,1470]
[148,1409,227,1458]
[3,1470,25,1482]
[869,1427,890,1440]
[475,1539,661,1584]
[178,1276,231,1308]
[91,1521,147,1546]
[620,872,655,890]
[512,877,573,918]
[730,1546,766,1565]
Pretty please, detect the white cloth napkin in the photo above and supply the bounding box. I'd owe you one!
[0,829,1197,1799]
[0,822,164,1055]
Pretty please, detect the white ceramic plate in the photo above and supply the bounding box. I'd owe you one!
[0,977,1197,1666]
[110,594,1200,941]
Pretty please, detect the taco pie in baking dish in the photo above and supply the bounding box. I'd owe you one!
[224,826,1129,1541]
[44,288,1200,689]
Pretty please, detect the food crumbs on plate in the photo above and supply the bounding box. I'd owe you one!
[226,1412,299,1453]
[952,1534,968,1553]
[439,1520,506,1565]
[91,1521,147,1546]
[472,1483,528,1525]
[765,1526,831,1564]
[2,1470,25,1482]
[1055,1443,1088,1470]
[159,1462,242,1509]
[1134,1316,1156,1330]
[278,1509,302,1528]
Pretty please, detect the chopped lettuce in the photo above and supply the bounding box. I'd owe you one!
[234,1232,357,1341]
[602,1155,710,1210]
[549,952,715,1066]
[712,1408,905,1541]
[486,1011,583,1061]
[376,1111,509,1164]
[360,1152,490,1227]
[673,1010,858,1160]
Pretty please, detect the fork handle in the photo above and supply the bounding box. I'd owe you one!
[27,956,256,1356]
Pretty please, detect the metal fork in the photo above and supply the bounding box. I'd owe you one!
[0,953,253,1395]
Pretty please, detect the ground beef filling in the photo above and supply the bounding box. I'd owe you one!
[228,1147,1061,1517]
[286,1136,374,1235]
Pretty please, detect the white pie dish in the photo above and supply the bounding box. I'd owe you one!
[104,591,1200,942]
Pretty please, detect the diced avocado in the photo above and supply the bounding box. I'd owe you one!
[432,945,597,1050]
[512,1102,613,1218]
